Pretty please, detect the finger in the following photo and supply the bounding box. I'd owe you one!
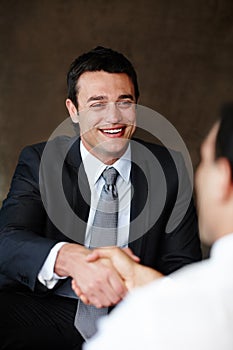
[87,287,123,308]
[87,247,140,264]
[71,269,120,307]
[108,270,128,299]
[123,248,140,262]
[73,258,127,307]
[104,262,128,300]
[71,279,83,297]
[86,250,100,262]
[88,295,105,309]
[87,288,114,308]
[80,294,90,305]
[86,247,116,262]
[72,280,90,304]
[88,265,126,307]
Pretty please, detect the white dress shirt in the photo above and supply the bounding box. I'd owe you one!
[38,142,132,287]
[85,233,233,350]
[80,142,131,248]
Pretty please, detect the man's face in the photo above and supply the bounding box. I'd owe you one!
[68,71,136,164]
[195,123,220,245]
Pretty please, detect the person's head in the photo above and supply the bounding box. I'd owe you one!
[196,103,233,246]
[65,46,139,164]
[67,46,139,109]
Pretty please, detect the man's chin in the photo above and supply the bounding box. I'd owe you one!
[94,140,129,163]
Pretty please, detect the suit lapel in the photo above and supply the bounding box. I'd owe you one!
[128,146,148,257]
[63,137,156,254]
[64,137,91,245]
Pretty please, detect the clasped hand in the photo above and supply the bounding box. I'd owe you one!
[71,247,140,308]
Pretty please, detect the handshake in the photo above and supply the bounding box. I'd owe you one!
[70,247,163,308]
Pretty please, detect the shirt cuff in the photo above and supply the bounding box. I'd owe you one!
[38,242,68,289]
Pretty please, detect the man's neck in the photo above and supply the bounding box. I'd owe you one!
[81,142,130,165]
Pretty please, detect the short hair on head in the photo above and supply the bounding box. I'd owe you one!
[67,46,139,109]
[215,102,233,180]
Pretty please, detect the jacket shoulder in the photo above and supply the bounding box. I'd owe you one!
[19,136,73,160]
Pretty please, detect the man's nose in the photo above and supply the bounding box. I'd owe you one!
[105,102,122,124]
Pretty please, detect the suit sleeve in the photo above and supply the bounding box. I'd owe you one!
[155,150,202,274]
[0,145,59,291]
[140,146,202,275]
[157,198,201,274]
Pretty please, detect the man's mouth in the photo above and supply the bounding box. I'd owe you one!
[103,128,122,134]
[99,126,126,137]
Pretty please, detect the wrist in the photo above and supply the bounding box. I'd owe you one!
[54,243,88,277]
[134,265,163,287]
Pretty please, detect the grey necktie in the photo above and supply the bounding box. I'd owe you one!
[75,167,119,340]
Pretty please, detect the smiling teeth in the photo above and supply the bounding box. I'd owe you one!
[103,128,122,134]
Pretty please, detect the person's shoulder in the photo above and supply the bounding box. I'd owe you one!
[19,136,75,161]
[18,141,46,164]
[132,137,181,166]
[133,137,164,151]
[132,137,176,156]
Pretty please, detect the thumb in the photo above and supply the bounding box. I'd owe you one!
[123,248,140,262]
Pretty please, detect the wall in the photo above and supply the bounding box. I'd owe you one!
[0,0,233,209]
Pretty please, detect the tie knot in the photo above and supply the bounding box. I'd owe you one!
[102,167,118,186]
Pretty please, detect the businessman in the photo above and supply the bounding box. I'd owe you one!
[0,46,201,350]
[85,104,233,350]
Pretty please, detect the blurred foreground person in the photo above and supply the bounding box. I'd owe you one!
[84,104,233,350]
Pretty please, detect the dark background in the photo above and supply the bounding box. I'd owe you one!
[0,0,233,212]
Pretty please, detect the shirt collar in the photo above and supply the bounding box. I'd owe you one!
[211,232,233,261]
[80,142,131,186]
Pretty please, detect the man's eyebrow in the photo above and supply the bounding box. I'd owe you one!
[87,96,107,103]
[117,94,135,101]
[87,94,135,103]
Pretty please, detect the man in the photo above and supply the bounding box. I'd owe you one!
[0,47,201,350]
[84,104,233,350]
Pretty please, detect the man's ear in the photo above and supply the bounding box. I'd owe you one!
[215,158,233,201]
[65,99,79,123]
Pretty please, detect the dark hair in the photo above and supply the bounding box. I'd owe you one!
[67,46,139,109]
[215,103,233,180]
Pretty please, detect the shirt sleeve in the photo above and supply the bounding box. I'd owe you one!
[37,242,68,288]
[84,277,174,350]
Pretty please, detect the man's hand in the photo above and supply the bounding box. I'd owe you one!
[54,243,127,308]
[83,247,164,289]
[72,247,140,302]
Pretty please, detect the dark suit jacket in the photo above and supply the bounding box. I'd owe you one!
[0,136,201,293]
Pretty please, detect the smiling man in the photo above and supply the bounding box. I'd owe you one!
[0,47,201,350]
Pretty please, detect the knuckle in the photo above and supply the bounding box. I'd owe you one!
[105,268,113,278]
[117,285,125,295]
[87,282,95,291]
[95,278,103,288]
[112,296,120,305]
[89,281,95,289]
[92,298,102,308]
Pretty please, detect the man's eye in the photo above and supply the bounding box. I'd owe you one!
[90,103,107,110]
[117,101,134,108]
